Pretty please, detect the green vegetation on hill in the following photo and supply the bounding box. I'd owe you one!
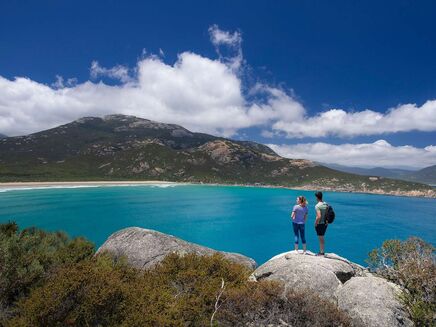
[1,223,350,326]
[0,115,434,197]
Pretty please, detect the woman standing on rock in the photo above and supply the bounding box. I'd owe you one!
[291,196,308,254]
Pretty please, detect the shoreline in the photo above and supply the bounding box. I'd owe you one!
[0,181,182,193]
[0,181,182,191]
[0,181,176,187]
[0,180,435,199]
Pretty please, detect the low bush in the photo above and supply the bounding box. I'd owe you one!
[219,281,350,326]
[6,254,135,327]
[0,222,94,319]
[368,237,436,326]
[1,223,352,326]
[5,251,351,327]
[127,252,252,326]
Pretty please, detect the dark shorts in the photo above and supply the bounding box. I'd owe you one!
[315,223,328,236]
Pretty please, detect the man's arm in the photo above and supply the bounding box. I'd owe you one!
[315,209,321,226]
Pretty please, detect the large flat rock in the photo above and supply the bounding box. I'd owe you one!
[250,251,365,301]
[336,276,414,327]
[96,227,257,270]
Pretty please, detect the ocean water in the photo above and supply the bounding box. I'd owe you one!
[0,184,435,266]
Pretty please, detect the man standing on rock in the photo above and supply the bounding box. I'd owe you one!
[314,191,328,256]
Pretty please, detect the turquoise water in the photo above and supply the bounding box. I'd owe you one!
[0,184,435,266]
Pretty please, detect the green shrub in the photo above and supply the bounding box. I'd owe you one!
[218,281,351,326]
[368,237,436,326]
[123,253,252,326]
[6,254,134,327]
[0,222,95,318]
[5,251,351,327]
[1,223,352,326]
[5,253,248,327]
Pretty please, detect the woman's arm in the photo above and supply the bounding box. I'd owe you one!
[291,211,295,220]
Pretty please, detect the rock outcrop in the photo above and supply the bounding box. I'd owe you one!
[251,251,413,327]
[337,276,414,327]
[250,251,366,300]
[96,227,257,270]
[97,229,414,327]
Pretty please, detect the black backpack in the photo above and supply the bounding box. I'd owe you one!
[325,203,335,224]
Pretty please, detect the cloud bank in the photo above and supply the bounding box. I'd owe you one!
[268,140,436,169]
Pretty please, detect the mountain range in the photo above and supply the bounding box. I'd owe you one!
[323,163,436,185]
[0,114,434,197]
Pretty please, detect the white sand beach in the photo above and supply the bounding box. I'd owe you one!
[0,181,182,191]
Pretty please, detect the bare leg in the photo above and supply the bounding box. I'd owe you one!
[294,243,299,251]
[318,235,325,254]
[303,243,307,253]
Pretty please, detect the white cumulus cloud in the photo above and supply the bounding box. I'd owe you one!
[0,52,297,137]
[268,140,436,169]
[0,24,435,142]
[270,101,436,138]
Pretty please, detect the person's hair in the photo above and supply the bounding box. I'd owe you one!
[315,191,323,201]
[297,196,307,206]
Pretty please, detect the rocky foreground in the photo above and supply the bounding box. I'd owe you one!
[98,227,414,327]
[251,252,413,327]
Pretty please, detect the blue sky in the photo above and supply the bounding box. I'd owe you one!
[1,0,435,168]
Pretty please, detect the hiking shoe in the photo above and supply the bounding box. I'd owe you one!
[316,252,325,256]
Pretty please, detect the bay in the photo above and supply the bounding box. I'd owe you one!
[0,184,434,266]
